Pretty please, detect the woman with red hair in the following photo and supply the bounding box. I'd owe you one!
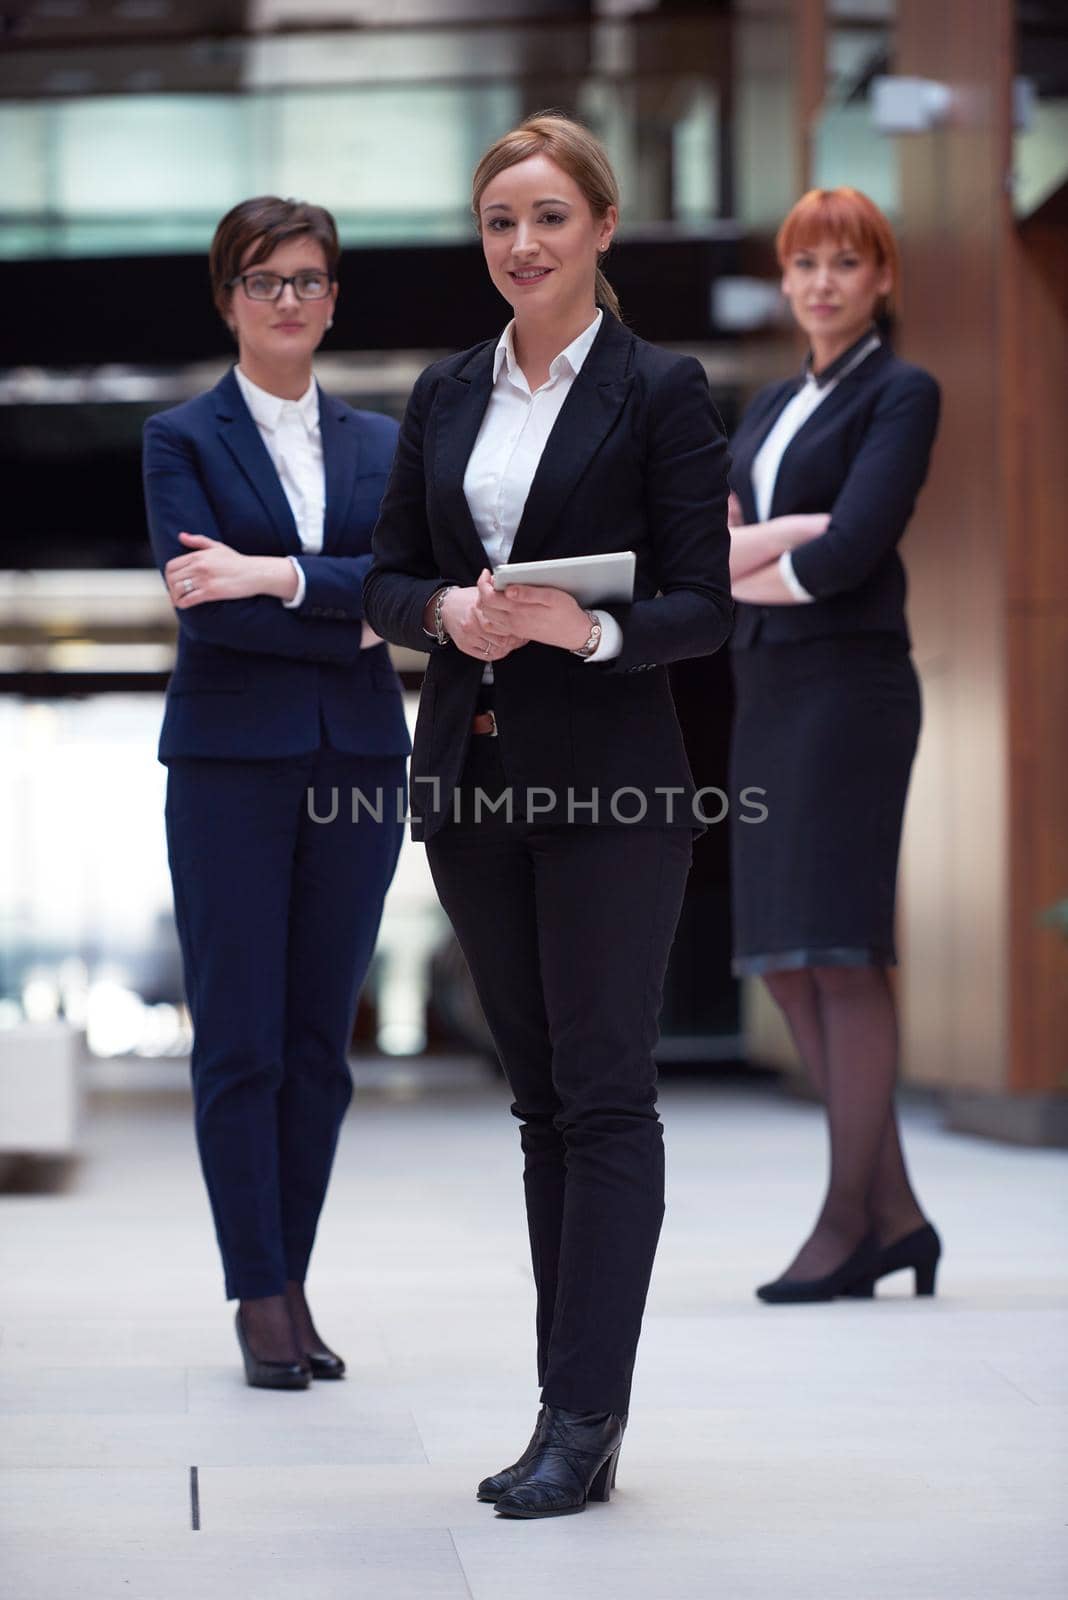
[727,187,943,1304]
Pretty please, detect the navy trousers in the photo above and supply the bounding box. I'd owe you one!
[165,749,405,1299]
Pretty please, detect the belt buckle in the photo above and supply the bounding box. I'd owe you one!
[485,709,498,738]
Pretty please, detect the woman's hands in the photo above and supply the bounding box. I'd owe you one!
[475,569,591,652]
[437,579,528,662]
[428,569,593,660]
[165,532,297,607]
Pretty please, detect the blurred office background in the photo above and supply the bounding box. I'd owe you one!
[0,0,1065,1169]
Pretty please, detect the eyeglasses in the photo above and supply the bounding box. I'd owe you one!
[228,270,334,302]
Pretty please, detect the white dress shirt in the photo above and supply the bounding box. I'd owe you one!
[463,310,623,670]
[749,331,881,603]
[234,365,323,609]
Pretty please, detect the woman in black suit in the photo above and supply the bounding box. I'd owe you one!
[364,113,732,1517]
[727,187,942,1304]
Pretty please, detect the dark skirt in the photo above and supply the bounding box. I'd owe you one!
[728,634,921,976]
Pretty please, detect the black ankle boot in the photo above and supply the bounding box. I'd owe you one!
[756,1233,879,1304]
[477,1407,547,1502]
[842,1221,942,1298]
[494,1406,625,1519]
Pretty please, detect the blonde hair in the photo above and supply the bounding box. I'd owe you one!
[471,111,621,319]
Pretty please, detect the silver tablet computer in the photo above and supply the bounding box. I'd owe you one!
[492,551,636,607]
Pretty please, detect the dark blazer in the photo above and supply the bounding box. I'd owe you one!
[728,342,940,648]
[363,311,733,840]
[143,368,411,761]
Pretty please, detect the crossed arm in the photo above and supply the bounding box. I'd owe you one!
[143,416,381,655]
[728,495,829,605]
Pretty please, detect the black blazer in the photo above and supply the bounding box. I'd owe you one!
[728,342,940,648]
[363,311,733,840]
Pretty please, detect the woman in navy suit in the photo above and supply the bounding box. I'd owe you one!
[143,198,409,1388]
[727,188,942,1305]
[365,114,732,1517]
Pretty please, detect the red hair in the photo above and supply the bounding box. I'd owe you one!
[776,187,900,318]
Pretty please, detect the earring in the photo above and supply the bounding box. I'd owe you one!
[326,317,334,329]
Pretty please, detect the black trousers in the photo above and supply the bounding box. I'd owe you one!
[166,749,405,1300]
[426,735,692,1416]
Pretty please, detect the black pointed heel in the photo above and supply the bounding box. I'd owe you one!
[756,1233,879,1304]
[842,1222,942,1299]
[234,1310,311,1390]
[493,1407,626,1519]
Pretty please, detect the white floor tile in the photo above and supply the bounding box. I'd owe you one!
[1,1074,1065,1600]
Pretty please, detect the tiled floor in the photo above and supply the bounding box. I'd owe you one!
[2,1064,1065,1599]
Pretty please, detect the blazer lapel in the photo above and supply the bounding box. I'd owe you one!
[507,313,634,566]
[768,350,887,518]
[319,388,359,553]
[213,368,301,554]
[431,342,498,575]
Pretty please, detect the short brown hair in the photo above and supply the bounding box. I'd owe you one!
[471,111,622,319]
[209,196,340,321]
[777,188,901,319]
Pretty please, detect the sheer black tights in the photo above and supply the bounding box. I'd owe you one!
[237,1282,334,1364]
[763,964,928,1281]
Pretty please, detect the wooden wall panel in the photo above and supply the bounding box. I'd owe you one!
[1005,219,1068,1091]
[895,0,1012,1090]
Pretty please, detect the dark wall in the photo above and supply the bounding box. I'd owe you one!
[0,235,742,569]
[0,234,740,367]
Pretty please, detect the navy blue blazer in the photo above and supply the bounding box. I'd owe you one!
[728,342,940,648]
[363,311,733,840]
[143,368,411,761]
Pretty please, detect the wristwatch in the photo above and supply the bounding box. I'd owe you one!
[571,611,602,659]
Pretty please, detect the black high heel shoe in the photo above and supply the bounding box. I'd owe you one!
[493,1406,625,1519]
[756,1233,879,1304]
[477,1407,547,1502]
[304,1344,346,1380]
[842,1221,942,1298]
[234,1310,311,1390]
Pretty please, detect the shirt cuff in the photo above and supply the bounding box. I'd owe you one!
[282,555,306,609]
[778,550,815,604]
[584,608,623,662]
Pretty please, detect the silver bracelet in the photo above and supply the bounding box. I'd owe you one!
[431,585,455,647]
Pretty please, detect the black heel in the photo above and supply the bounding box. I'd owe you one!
[756,1233,879,1304]
[494,1407,626,1519]
[915,1259,938,1296]
[842,1222,942,1299]
[587,1445,620,1503]
[234,1310,310,1391]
